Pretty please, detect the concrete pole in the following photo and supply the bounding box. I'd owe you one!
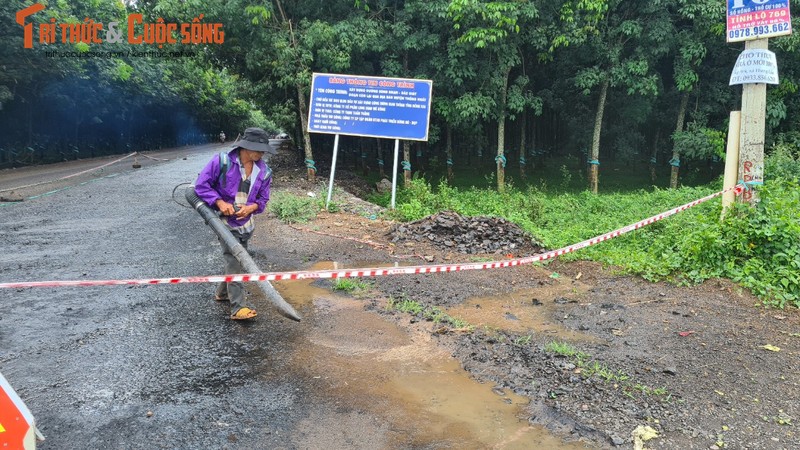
[737,38,768,205]
[722,111,741,217]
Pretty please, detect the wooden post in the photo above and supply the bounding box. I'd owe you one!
[722,111,741,217]
[737,38,768,205]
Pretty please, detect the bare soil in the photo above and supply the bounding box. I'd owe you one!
[3,146,797,449]
[268,158,800,450]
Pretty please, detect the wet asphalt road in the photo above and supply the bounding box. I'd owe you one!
[0,146,316,449]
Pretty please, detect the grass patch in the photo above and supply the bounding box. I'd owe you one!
[545,341,588,359]
[545,340,670,400]
[268,192,318,223]
[378,148,800,308]
[386,296,472,330]
[331,278,371,294]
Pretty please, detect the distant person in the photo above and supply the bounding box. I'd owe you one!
[194,128,276,320]
[219,131,226,143]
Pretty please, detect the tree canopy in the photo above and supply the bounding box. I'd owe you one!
[1,0,798,189]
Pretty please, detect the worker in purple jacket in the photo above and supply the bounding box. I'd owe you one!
[194,127,276,320]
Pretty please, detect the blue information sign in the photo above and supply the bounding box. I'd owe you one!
[308,73,433,141]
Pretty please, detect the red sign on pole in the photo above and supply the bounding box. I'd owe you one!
[0,372,35,449]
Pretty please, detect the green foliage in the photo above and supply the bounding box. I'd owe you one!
[544,341,586,359]
[765,143,800,182]
[380,178,543,233]
[268,192,318,223]
[673,121,726,160]
[331,278,371,293]
[389,151,800,308]
[386,296,424,315]
[545,340,670,399]
[386,295,472,330]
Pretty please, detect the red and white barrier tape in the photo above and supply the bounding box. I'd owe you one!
[0,152,137,194]
[137,153,170,162]
[0,185,744,289]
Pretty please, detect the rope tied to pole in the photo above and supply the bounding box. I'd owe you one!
[738,179,763,191]
[495,154,507,168]
[519,156,526,165]
[304,159,316,172]
[446,158,453,166]
[669,158,680,167]
[377,158,384,166]
[587,159,600,165]
[401,160,411,171]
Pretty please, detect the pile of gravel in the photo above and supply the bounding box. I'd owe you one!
[389,210,545,255]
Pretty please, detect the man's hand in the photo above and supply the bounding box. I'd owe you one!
[215,200,236,216]
[234,203,257,219]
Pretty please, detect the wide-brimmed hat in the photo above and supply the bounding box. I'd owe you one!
[235,127,278,154]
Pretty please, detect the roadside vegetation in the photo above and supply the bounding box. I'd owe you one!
[376,146,800,308]
[544,341,671,402]
[3,1,798,308]
[386,295,472,330]
[268,192,319,223]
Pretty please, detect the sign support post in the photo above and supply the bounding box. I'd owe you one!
[325,134,341,209]
[0,371,40,449]
[722,111,741,215]
[391,139,400,209]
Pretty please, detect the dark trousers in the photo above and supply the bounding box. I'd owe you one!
[215,230,255,313]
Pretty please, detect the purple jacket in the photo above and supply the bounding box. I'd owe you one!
[194,149,272,228]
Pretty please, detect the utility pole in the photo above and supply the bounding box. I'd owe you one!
[726,0,792,205]
[736,38,768,205]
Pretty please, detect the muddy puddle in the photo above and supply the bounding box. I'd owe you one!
[271,262,591,449]
[446,286,601,345]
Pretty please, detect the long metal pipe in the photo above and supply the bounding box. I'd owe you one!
[185,187,301,321]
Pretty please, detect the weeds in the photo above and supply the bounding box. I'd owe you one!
[331,278,371,293]
[380,150,800,308]
[386,295,472,331]
[545,341,670,400]
[268,192,317,223]
[513,335,532,346]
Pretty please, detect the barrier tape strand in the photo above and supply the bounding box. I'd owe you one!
[0,152,137,193]
[0,185,744,289]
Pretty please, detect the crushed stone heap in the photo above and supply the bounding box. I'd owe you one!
[389,210,546,255]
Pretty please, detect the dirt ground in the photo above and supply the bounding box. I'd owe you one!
[266,155,800,450]
[2,146,797,449]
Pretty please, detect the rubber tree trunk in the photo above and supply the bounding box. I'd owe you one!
[377,139,385,178]
[670,92,689,189]
[496,67,510,193]
[589,79,609,194]
[297,84,316,182]
[360,140,368,175]
[446,124,454,183]
[403,140,411,187]
[185,188,302,322]
[650,129,660,183]
[519,110,527,179]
